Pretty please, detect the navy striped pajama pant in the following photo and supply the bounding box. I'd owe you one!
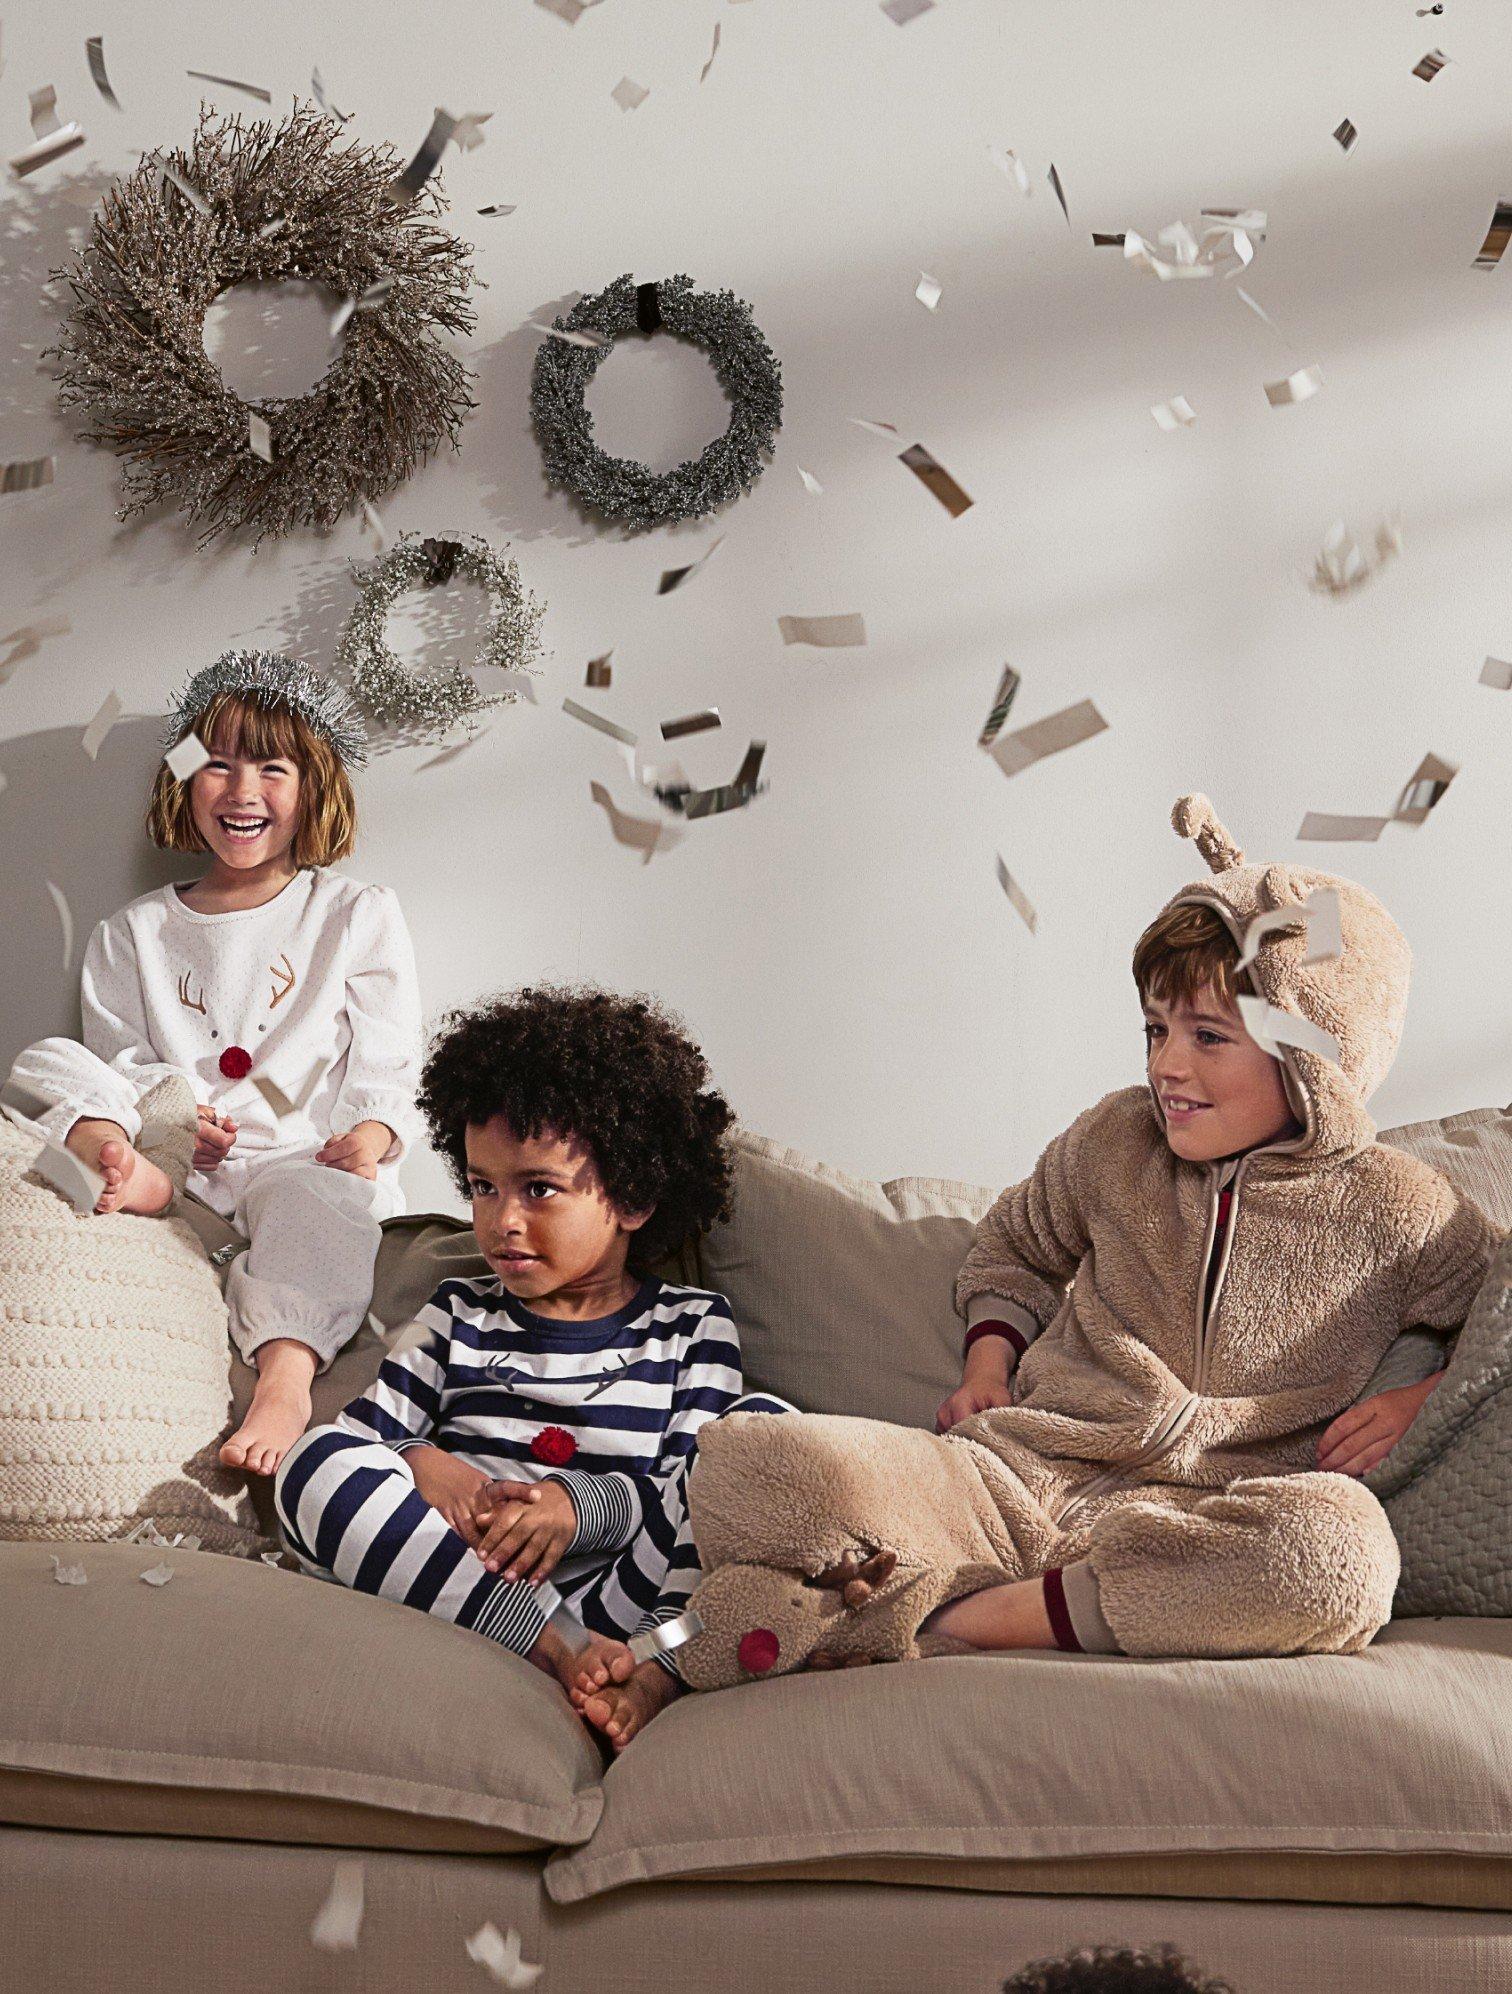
[271,1392,792,1676]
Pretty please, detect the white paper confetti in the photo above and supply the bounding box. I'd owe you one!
[33,1139,103,1214]
[611,76,649,112]
[140,1561,175,1586]
[50,1554,88,1585]
[464,1923,543,1989]
[330,275,397,339]
[252,1062,324,1119]
[47,879,74,971]
[563,697,637,746]
[310,1862,365,1951]
[81,691,123,761]
[1151,396,1196,430]
[248,413,274,462]
[988,698,1109,779]
[160,162,211,214]
[988,145,1032,196]
[1395,751,1458,825]
[360,498,385,547]
[995,856,1038,934]
[1264,365,1322,408]
[1237,995,1341,1067]
[1236,886,1342,975]
[700,21,722,79]
[529,321,613,350]
[849,418,900,437]
[1296,811,1388,842]
[9,126,85,178]
[1479,656,1512,690]
[589,780,684,862]
[451,110,493,152]
[777,612,867,648]
[627,1607,705,1663]
[1235,287,1282,335]
[797,466,824,496]
[0,616,69,686]
[1310,519,1401,597]
[536,0,598,19]
[1122,215,1256,282]
[165,734,212,782]
[311,68,352,123]
[915,271,942,311]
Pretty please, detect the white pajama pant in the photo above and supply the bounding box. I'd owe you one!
[273,1394,793,1677]
[7,1037,401,1373]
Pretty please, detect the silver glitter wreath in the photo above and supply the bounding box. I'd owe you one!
[530,273,783,532]
[48,104,477,548]
[164,649,369,767]
[337,532,547,744]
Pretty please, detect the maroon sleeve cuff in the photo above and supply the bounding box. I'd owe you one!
[964,1319,1028,1359]
[1041,1567,1083,1653]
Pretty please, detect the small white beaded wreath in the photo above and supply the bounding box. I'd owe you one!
[337,532,546,744]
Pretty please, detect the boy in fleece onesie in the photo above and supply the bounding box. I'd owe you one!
[670,794,1501,1686]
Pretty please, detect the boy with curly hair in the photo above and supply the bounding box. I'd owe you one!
[274,985,789,1748]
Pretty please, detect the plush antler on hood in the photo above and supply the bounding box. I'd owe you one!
[1158,794,1412,1164]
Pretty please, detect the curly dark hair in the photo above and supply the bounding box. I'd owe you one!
[1004,1943,1237,1994]
[417,984,737,1274]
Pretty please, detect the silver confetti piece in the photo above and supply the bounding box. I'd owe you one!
[165,734,211,782]
[248,413,275,462]
[9,127,85,177]
[589,779,684,862]
[899,442,973,516]
[360,498,385,547]
[1395,751,1458,825]
[585,651,613,688]
[1473,201,1512,269]
[1235,286,1282,334]
[86,38,121,109]
[1,455,57,494]
[658,535,724,594]
[1047,162,1070,223]
[850,418,899,437]
[661,708,721,741]
[1412,48,1447,81]
[915,271,942,310]
[81,690,123,760]
[777,612,866,648]
[330,275,397,338]
[50,1555,88,1585]
[388,109,458,203]
[160,163,211,214]
[478,203,518,217]
[611,76,649,112]
[1264,364,1322,407]
[465,1923,543,1990]
[977,663,1022,749]
[1296,811,1388,842]
[310,1862,365,1952]
[1151,395,1197,430]
[311,68,352,123]
[995,856,1038,934]
[563,697,637,746]
[988,698,1108,779]
[1479,656,1512,690]
[186,69,271,103]
[678,742,767,820]
[700,21,722,80]
[1333,117,1357,153]
[628,1608,705,1663]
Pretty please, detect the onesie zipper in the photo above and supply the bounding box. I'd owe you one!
[1050,1155,1244,1533]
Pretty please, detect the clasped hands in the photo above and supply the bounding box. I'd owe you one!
[193,1105,393,1180]
[408,1445,577,1583]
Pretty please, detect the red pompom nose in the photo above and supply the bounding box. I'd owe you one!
[737,1627,780,1675]
[530,1427,577,1467]
[218,1046,252,1080]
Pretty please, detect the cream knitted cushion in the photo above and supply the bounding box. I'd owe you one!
[0,1091,262,1554]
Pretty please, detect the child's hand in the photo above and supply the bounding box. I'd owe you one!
[936,1377,1016,1433]
[193,1106,237,1173]
[470,1478,577,1584]
[315,1121,393,1180]
[406,1445,493,1552]
[1316,1373,1443,1478]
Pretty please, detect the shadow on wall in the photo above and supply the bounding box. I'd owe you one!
[0,719,183,1074]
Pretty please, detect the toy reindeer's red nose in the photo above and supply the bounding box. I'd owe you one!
[737,1627,780,1675]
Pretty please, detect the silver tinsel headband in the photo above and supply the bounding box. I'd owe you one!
[162,649,370,768]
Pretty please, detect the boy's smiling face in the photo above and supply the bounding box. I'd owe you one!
[464,1117,650,1317]
[1143,982,1300,1162]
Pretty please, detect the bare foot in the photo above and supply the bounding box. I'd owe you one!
[564,1631,638,1712]
[219,1373,313,1475]
[580,1657,682,1751]
[68,1125,173,1217]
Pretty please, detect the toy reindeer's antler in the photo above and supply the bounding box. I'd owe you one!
[811,1546,898,1609]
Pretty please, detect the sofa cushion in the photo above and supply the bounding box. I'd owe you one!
[1378,1103,1512,1231]
[0,1540,603,1855]
[543,1618,1512,1908]
[700,1134,992,1426]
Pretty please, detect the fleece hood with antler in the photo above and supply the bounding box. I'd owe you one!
[954,795,1501,1494]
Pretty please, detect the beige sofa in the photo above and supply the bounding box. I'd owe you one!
[3,1116,1511,1994]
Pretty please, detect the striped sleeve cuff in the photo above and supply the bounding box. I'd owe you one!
[390,1437,433,1457]
[543,1467,638,1554]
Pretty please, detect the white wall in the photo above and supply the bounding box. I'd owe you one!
[3,0,1510,1218]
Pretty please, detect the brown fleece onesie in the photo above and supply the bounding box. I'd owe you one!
[676,796,1499,1689]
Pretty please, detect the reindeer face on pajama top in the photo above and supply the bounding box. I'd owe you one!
[676,794,1500,1688]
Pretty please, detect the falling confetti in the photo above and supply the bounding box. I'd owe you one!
[797,466,824,496]
[988,699,1108,779]
[248,413,275,462]
[658,535,724,594]
[661,709,721,740]
[563,698,637,746]
[478,203,518,216]
[464,1924,543,1989]
[33,1140,103,1214]
[700,22,722,79]
[186,69,272,103]
[81,691,123,760]
[977,664,1022,749]
[915,271,942,310]
[1047,163,1070,223]
[1479,656,1512,690]
[140,1562,175,1586]
[1297,812,1388,842]
[995,856,1038,934]
[86,38,121,109]
[1151,396,1197,429]
[1333,118,1357,153]
[1264,365,1322,407]
[1412,48,1448,81]
[881,0,935,21]
[310,1862,365,1952]
[898,443,973,516]
[160,162,211,214]
[1,455,57,494]
[1473,202,1512,269]
[50,1555,88,1585]
[1237,995,1340,1066]
[988,145,1032,195]
[1396,751,1457,825]
[388,109,458,202]
[611,76,649,111]
[777,612,867,648]
[46,880,74,972]
[1311,519,1401,597]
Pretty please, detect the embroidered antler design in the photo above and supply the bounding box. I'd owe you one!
[176,972,207,1016]
[268,954,296,1010]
